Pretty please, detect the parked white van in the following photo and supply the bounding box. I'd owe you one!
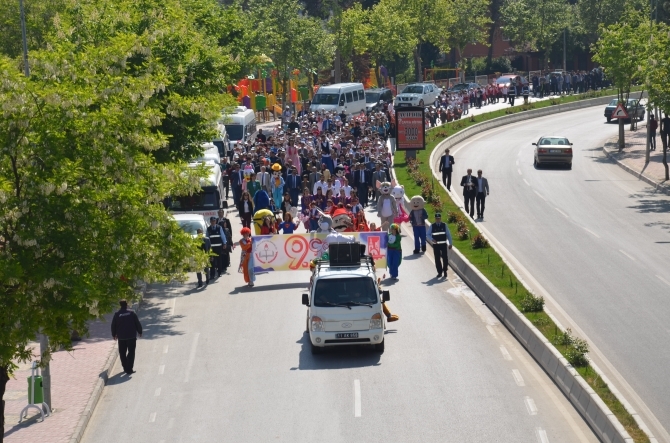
[195,142,221,164]
[212,123,229,159]
[220,106,256,153]
[310,83,366,115]
[164,160,226,220]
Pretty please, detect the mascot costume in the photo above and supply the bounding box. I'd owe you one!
[408,195,429,254]
[391,181,409,224]
[331,207,355,232]
[270,163,285,210]
[333,165,346,195]
[253,189,271,212]
[242,164,255,192]
[376,180,398,231]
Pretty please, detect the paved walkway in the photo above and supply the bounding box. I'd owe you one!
[601,122,670,192]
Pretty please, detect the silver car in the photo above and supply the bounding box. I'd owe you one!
[533,136,573,169]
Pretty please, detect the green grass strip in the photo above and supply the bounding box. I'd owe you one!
[394,86,649,443]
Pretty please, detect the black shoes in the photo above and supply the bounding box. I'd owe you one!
[413,249,420,254]
[126,370,136,375]
[436,272,443,278]
[421,245,426,253]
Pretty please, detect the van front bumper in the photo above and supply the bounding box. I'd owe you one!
[309,329,384,347]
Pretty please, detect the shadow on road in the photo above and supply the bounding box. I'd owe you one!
[229,282,309,294]
[626,190,670,214]
[291,333,382,370]
[136,284,186,340]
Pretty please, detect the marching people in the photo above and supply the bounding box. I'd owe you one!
[660,113,670,152]
[196,228,211,288]
[206,216,227,280]
[386,223,402,280]
[240,191,254,228]
[239,227,255,287]
[217,209,234,272]
[475,169,490,220]
[460,168,477,218]
[439,148,455,191]
[111,299,143,375]
[427,213,453,279]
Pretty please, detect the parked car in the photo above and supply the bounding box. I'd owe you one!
[448,82,480,93]
[604,98,645,123]
[365,88,394,112]
[496,75,529,90]
[394,83,440,107]
[533,136,573,169]
[173,213,207,238]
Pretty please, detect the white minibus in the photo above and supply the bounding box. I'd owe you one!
[310,83,366,115]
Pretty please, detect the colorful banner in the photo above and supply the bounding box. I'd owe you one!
[396,107,426,150]
[252,232,388,273]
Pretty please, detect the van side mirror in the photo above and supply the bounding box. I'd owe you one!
[382,290,390,302]
[302,293,310,306]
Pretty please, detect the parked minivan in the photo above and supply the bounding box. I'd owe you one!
[310,83,366,115]
[220,106,256,153]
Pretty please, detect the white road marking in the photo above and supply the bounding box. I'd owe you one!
[149,412,157,423]
[657,275,670,287]
[184,333,201,382]
[523,179,531,186]
[582,227,600,238]
[354,379,361,417]
[619,249,635,261]
[154,387,161,397]
[536,428,550,443]
[500,346,512,361]
[525,396,538,415]
[518,169,522,175]
[533,191,546,201]
[516,159,519,166]
[163,345,169,354]
[486,325,497,338]
[170,298,176,317]
[158,365,165,375]
[512,369,526,386]
[555,208,569,218]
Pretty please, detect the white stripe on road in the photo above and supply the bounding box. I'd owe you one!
[525,396,538,415]
[516,159,519,166]
[170,298,176,317]
[500,346,512,361]
[163,345,169,354]
[486,325,497,338]
[536,428,550,443]
[518,169,522,175]
[158,365,165,375]
[582,227,600,238]
[354,379,361,417]
[512,369,526,386]
[523,179,531,186]
[184,333,201,383]
[149,412,157,423]
[657,275,670,287]
[555,208,569,218]
[154,387,161,397]
[533,191,546,201]
[619,249,635,261]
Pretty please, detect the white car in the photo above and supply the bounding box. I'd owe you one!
[302,248,390,354]
[394,83,440,107]
[173,213,207,238]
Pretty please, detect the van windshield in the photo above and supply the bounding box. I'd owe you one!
[402,86,424,94]
[365,92,380,103]
[314,277,378,307]
[312,93,340,105]
[224,124,244,141]
[166,188,218,211]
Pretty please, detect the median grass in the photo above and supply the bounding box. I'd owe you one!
[394,87,649,443]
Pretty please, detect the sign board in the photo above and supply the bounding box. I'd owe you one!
[395,107,426,150]
[251,232,388,272]
[610,103,629,119]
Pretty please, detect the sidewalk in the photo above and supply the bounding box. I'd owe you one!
[601,124,670,194]
[3,318,116,443]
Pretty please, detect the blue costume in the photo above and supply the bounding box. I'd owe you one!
[253,189,271,212]
[271,175,285,210]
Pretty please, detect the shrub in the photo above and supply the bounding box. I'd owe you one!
[520,292,544,312]
[457,225,470,240]
[565,337,590,367]
[471,232,490,249]
[447,211,461,223]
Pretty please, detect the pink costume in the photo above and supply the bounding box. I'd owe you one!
[287,144,301,175]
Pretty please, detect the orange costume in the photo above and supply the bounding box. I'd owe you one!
[238,228,255,286]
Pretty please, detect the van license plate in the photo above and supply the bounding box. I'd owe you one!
[336,333,359,338]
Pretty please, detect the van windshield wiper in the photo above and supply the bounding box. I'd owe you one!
[320,301,351,309]
[346,301,373,308]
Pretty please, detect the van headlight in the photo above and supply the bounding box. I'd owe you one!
[369,313,382,330]
[311,316,324,332]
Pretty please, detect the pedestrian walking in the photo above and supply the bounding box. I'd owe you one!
[196,228,210,288]
[439,149,455,190]
[427,213,453,279]
[217,209,234,272]
[111,299,142,375]
[206,216,227,280]
[460,168,477,218]
[475,169,490,220]
[240,191,254,228]
[660,113,670,152]
[386,223,402,279]
[649,115,658,151]
[239,227,255,287]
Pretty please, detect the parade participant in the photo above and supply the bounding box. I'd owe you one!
[217,209,234,272]
[240,191,254,228]
[460,168,477,218]
[260,215,277,235]
[386,223,402,280]
[376,180,398,231]
[196,228,211,288]
[238,227,255,287]
[391,182,409,224]
[408,195,428,254]
[270,163,285,210]
[279,214,300,234]
[206,216,227,280]
[247,171,261,198]
[427,213,453,279]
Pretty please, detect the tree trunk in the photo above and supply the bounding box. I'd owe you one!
[618,118,625,150]
[1,364,9,443]
[413,43,423,82]
[486,0,502,65]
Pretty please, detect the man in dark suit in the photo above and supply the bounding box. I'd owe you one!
[460,168,477,218]
[439,149,455,191]
[230,163,244,212]
[354,163,370,206]
[475,169,490,220]
[287,167,302,206]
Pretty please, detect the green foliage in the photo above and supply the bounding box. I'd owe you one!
[572,0,648,49]
[450,0,492,60]
[645,21,670,114]
[554,329,590,367]
[471,233,490,249]
[520,292,544,312]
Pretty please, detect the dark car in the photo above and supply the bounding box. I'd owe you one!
[448,82,480,93]
[604,98,645,123]
[365,88,394,112]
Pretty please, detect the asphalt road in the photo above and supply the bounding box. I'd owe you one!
[446,105,670,440]
[81,206,597,443]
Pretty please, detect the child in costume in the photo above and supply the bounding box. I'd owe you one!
[238,227,255,287]
[270,163,285,210]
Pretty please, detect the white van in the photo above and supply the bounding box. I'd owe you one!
[220,106,257,153]
[302,246,390,354]
[164,160,226,219]
[310,83,366,115]
[195,142,221,164]
[212,123,229,159]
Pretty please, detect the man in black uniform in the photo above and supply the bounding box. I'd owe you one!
[111,299,143,375]
[427,213,453,279]
[196,228,211,288]
[217,209,233,273]
[206,216,227,280]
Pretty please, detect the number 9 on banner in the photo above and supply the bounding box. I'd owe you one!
[285,235,309,270]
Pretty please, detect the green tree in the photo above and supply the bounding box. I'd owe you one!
[645,20,670,178]
[572,0,647,49]
[500,0,570,69]
[330,2,370,82]
[449,0,492,76]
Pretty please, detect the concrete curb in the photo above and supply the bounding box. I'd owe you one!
[601,139,670,196]
[394,94,647,443]
[68,290,146,443]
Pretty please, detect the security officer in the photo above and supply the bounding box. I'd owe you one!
[427,213,453,279]
[111,299,143,375]
[196,228,211,288]
[217,209,234,272]
[206,216,227,280]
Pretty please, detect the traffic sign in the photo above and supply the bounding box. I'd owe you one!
[611,103,629,119]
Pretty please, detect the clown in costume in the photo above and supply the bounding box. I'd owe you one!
[270,163,285,210]
[238,227,255,287]
[391,181,410,224]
